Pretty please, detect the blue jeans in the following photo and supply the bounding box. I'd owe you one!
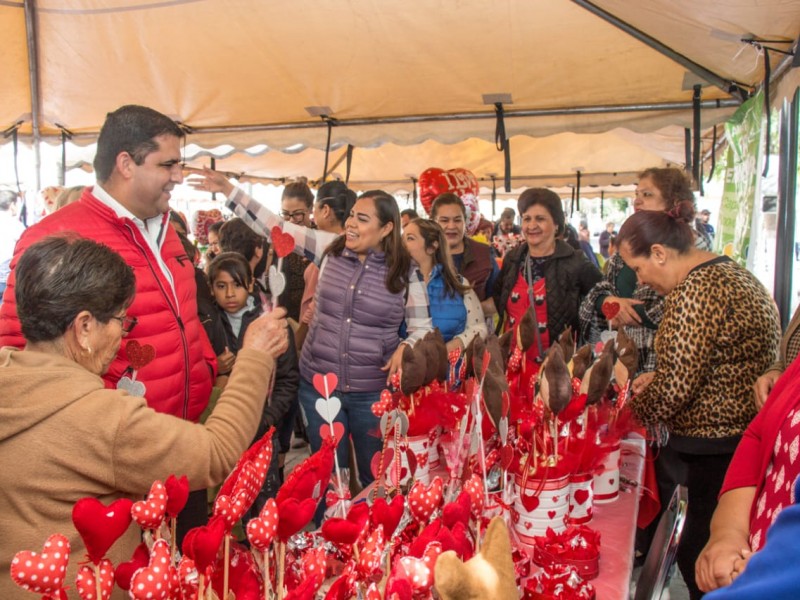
[297,377,383,489]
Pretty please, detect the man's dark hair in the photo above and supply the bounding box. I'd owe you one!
[93,105,184,183]
[400,208,419,220]
[218,217,265,262]
[16,235,136,342]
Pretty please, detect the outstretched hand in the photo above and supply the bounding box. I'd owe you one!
[186,167,235,197]
[381,344,406,385]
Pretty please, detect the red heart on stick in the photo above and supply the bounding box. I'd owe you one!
[164,474,190,518]
[312,372,338,398]
[601,301,621,321]
[129,540,171,600]
[115,543,149,591]
[125,340,156,370]
[408,476,444,524]
[10,534,70,594]
[131,480,167,530]
[181,516,226,572]
[246,498,278,551]
[271,226,295,258]
[76,559,115,600]
[319,422,345,446]
[277,497,317,541]
[370,495,405,537]
[213,488,250,531]
[72,497,133,564]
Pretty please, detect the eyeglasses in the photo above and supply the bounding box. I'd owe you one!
[110,315,138,335]
[280,209,308,222]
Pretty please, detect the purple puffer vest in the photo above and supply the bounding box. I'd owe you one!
[299,248,405,393]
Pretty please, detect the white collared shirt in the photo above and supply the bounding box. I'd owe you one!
[92,184,177,302]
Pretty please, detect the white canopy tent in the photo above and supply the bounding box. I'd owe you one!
[1,0,799,189]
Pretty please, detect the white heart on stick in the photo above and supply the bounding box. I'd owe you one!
[315,396,342,424]
[268,265,286,298]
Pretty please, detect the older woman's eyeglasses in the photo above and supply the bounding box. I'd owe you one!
[111,315,138,335]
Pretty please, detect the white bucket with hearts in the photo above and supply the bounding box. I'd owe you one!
[567,472,594,524]
[512,474,570,540]
[386,434,431,486]
[427,427,441,470]
[593,441,621,504]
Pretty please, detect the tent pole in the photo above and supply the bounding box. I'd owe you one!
[24,0,42,190]
[774,90,798,328]
[571,0,748,99]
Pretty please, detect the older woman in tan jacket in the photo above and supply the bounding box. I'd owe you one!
[0,235,289,599]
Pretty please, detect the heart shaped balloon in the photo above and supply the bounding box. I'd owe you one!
[75,559,115,600]
[418,167,480,215]
[131,480,167,530]
[10,534,70,595]
[72,497,133,564]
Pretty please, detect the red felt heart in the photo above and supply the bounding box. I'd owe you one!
[370,495,405,537]
[125,340,156,370]
[601,301,621,321]
[114,543,149,591]
[72,497,133,564]
[356,525,385,579]
[277,497,317,541]
[370,447,395,480]
[214,488,251,531]
[75,559,115,600]
[246,497,278,551]
[547,510,557,519]
[321,502,369,545]
[408,476,444,523]
[520,493,540,513]
[181,515,225,572]
[164,474,190,518]
[312,372,338,398]
[500,445,514,470]
[442,491,472,529]
[10,534,70,594]
[209,543,261,600]
[319,421,345,446]
[131,480,167,530]
[271,226,296,258]
[574,489,590,505]
[130,539,171,600]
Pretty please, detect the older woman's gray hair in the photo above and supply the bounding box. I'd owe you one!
[15,235,136,342]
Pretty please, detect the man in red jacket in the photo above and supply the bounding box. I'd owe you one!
[0,105,217,538]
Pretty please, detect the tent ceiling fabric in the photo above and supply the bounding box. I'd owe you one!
[1,0,798,186]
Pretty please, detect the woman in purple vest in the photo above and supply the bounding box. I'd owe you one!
[190,169,433,489]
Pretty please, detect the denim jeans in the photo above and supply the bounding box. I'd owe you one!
[297,377,383,489]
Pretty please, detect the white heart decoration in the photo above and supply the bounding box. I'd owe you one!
[117,376,146,397]
[600,330,618,344]
[314,396,342,424]
[268,265,286,298]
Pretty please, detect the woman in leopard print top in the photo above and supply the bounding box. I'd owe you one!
[617,203,780,600]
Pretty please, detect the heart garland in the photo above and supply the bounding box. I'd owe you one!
[10,534,70,595]
[71,497,133,564]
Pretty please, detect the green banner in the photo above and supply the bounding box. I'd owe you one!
[717,91,763,263]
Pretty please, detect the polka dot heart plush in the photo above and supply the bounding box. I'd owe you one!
[408,476,444,524]
[213,488,250,531]
[10,533,70,595]
[245,497,278,551]
[356,525,385,580]
[131,480,167,530]
[130,539,172,600]
[396,541,443,592]
[75,558,114,600]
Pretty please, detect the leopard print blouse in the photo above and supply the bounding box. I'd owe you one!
[630,257,781,439]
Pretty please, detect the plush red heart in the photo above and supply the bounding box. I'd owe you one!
[321,502,369,545]
[573,489,590,506]
[520,493,541,513]
[408,476,443,523]
[601,301,621,321]
[214,488,251,531]
[277,497,317,541]
[312,372,338,399]
[164,474,190,518]
[395,541,442,592]
[129,539,171,600]
[370,447,395,480]
[442,491,472,529]
[418,167,479,214]
[246,497,278,551]
[319,421,345,447]
[75,559,115,600]
[356,525,385,579]
[114,543,149,591]
[125,340,156,370]
[72,497,133,564]
[462,474,485,515]
[370,495,405,537]
[177,556,198,598]
[500,445,515,470]
[209,543,261,600]
[131,480,167,530]
[10,534,70,594]
[270,226,296,258]
[371,390,394,417]
[181,515,225,572]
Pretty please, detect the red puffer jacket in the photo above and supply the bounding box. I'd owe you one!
[0,188,216,421]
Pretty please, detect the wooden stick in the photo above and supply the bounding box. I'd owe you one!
[198,573,205,599]
[94,562,102,600]
[170,518,177,564]
[277,541,286,600]
[223,535,230,599]
[263,548,271,600]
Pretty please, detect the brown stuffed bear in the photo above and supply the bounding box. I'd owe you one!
[470,334,509,427]
[434,517,520,600]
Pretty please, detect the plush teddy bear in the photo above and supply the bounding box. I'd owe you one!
[434,517,520,600]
